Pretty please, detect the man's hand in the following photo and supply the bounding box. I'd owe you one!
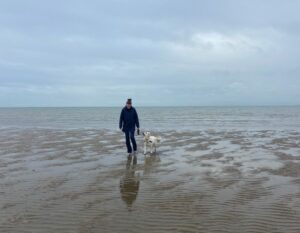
[137,128,140,135]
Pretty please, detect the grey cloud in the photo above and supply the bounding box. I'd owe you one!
[0,0,299,106]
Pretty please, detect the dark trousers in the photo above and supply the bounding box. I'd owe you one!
[124,129,137,153]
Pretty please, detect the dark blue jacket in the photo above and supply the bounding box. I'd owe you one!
[119,107,140,131]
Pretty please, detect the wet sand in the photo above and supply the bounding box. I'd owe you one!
[1,128,300,233]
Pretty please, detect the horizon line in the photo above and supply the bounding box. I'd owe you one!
[0,105,299,108]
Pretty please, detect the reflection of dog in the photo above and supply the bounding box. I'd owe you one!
[144,153,160,175]
[143,132,161,154]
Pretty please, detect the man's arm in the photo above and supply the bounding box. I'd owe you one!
[119,109,124,129]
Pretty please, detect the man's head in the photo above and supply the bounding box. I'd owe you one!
[126,98,132,109]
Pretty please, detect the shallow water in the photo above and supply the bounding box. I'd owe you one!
[0,106,300,130]
[1,127,300,233]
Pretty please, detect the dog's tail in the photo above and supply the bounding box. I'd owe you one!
[157,136,162,143]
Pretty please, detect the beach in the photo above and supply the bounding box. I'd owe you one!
[1,107,300,232]
[2,0,300,231]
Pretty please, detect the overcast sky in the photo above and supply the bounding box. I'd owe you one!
[0,0,299,106]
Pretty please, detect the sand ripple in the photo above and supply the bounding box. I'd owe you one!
[0,128,300,232]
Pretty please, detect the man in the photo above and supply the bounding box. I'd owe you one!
[119,98,140,155]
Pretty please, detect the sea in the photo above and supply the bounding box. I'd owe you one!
[1,106,300,233]
[0,106,299,131]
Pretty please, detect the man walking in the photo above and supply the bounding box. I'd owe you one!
[119,98,140,155]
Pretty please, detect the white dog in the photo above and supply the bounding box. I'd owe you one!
[143,132,161,154]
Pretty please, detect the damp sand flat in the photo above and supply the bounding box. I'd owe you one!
[1,128,300,233]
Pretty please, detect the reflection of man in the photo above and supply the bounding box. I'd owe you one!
[120,155,140,208]
[119,98,140,155]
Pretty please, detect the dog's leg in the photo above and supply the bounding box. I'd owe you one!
[150,144,153,154]
[154,144,156,153]
[144,142,147,155]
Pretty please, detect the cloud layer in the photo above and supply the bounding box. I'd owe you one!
[0,0,299,106]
